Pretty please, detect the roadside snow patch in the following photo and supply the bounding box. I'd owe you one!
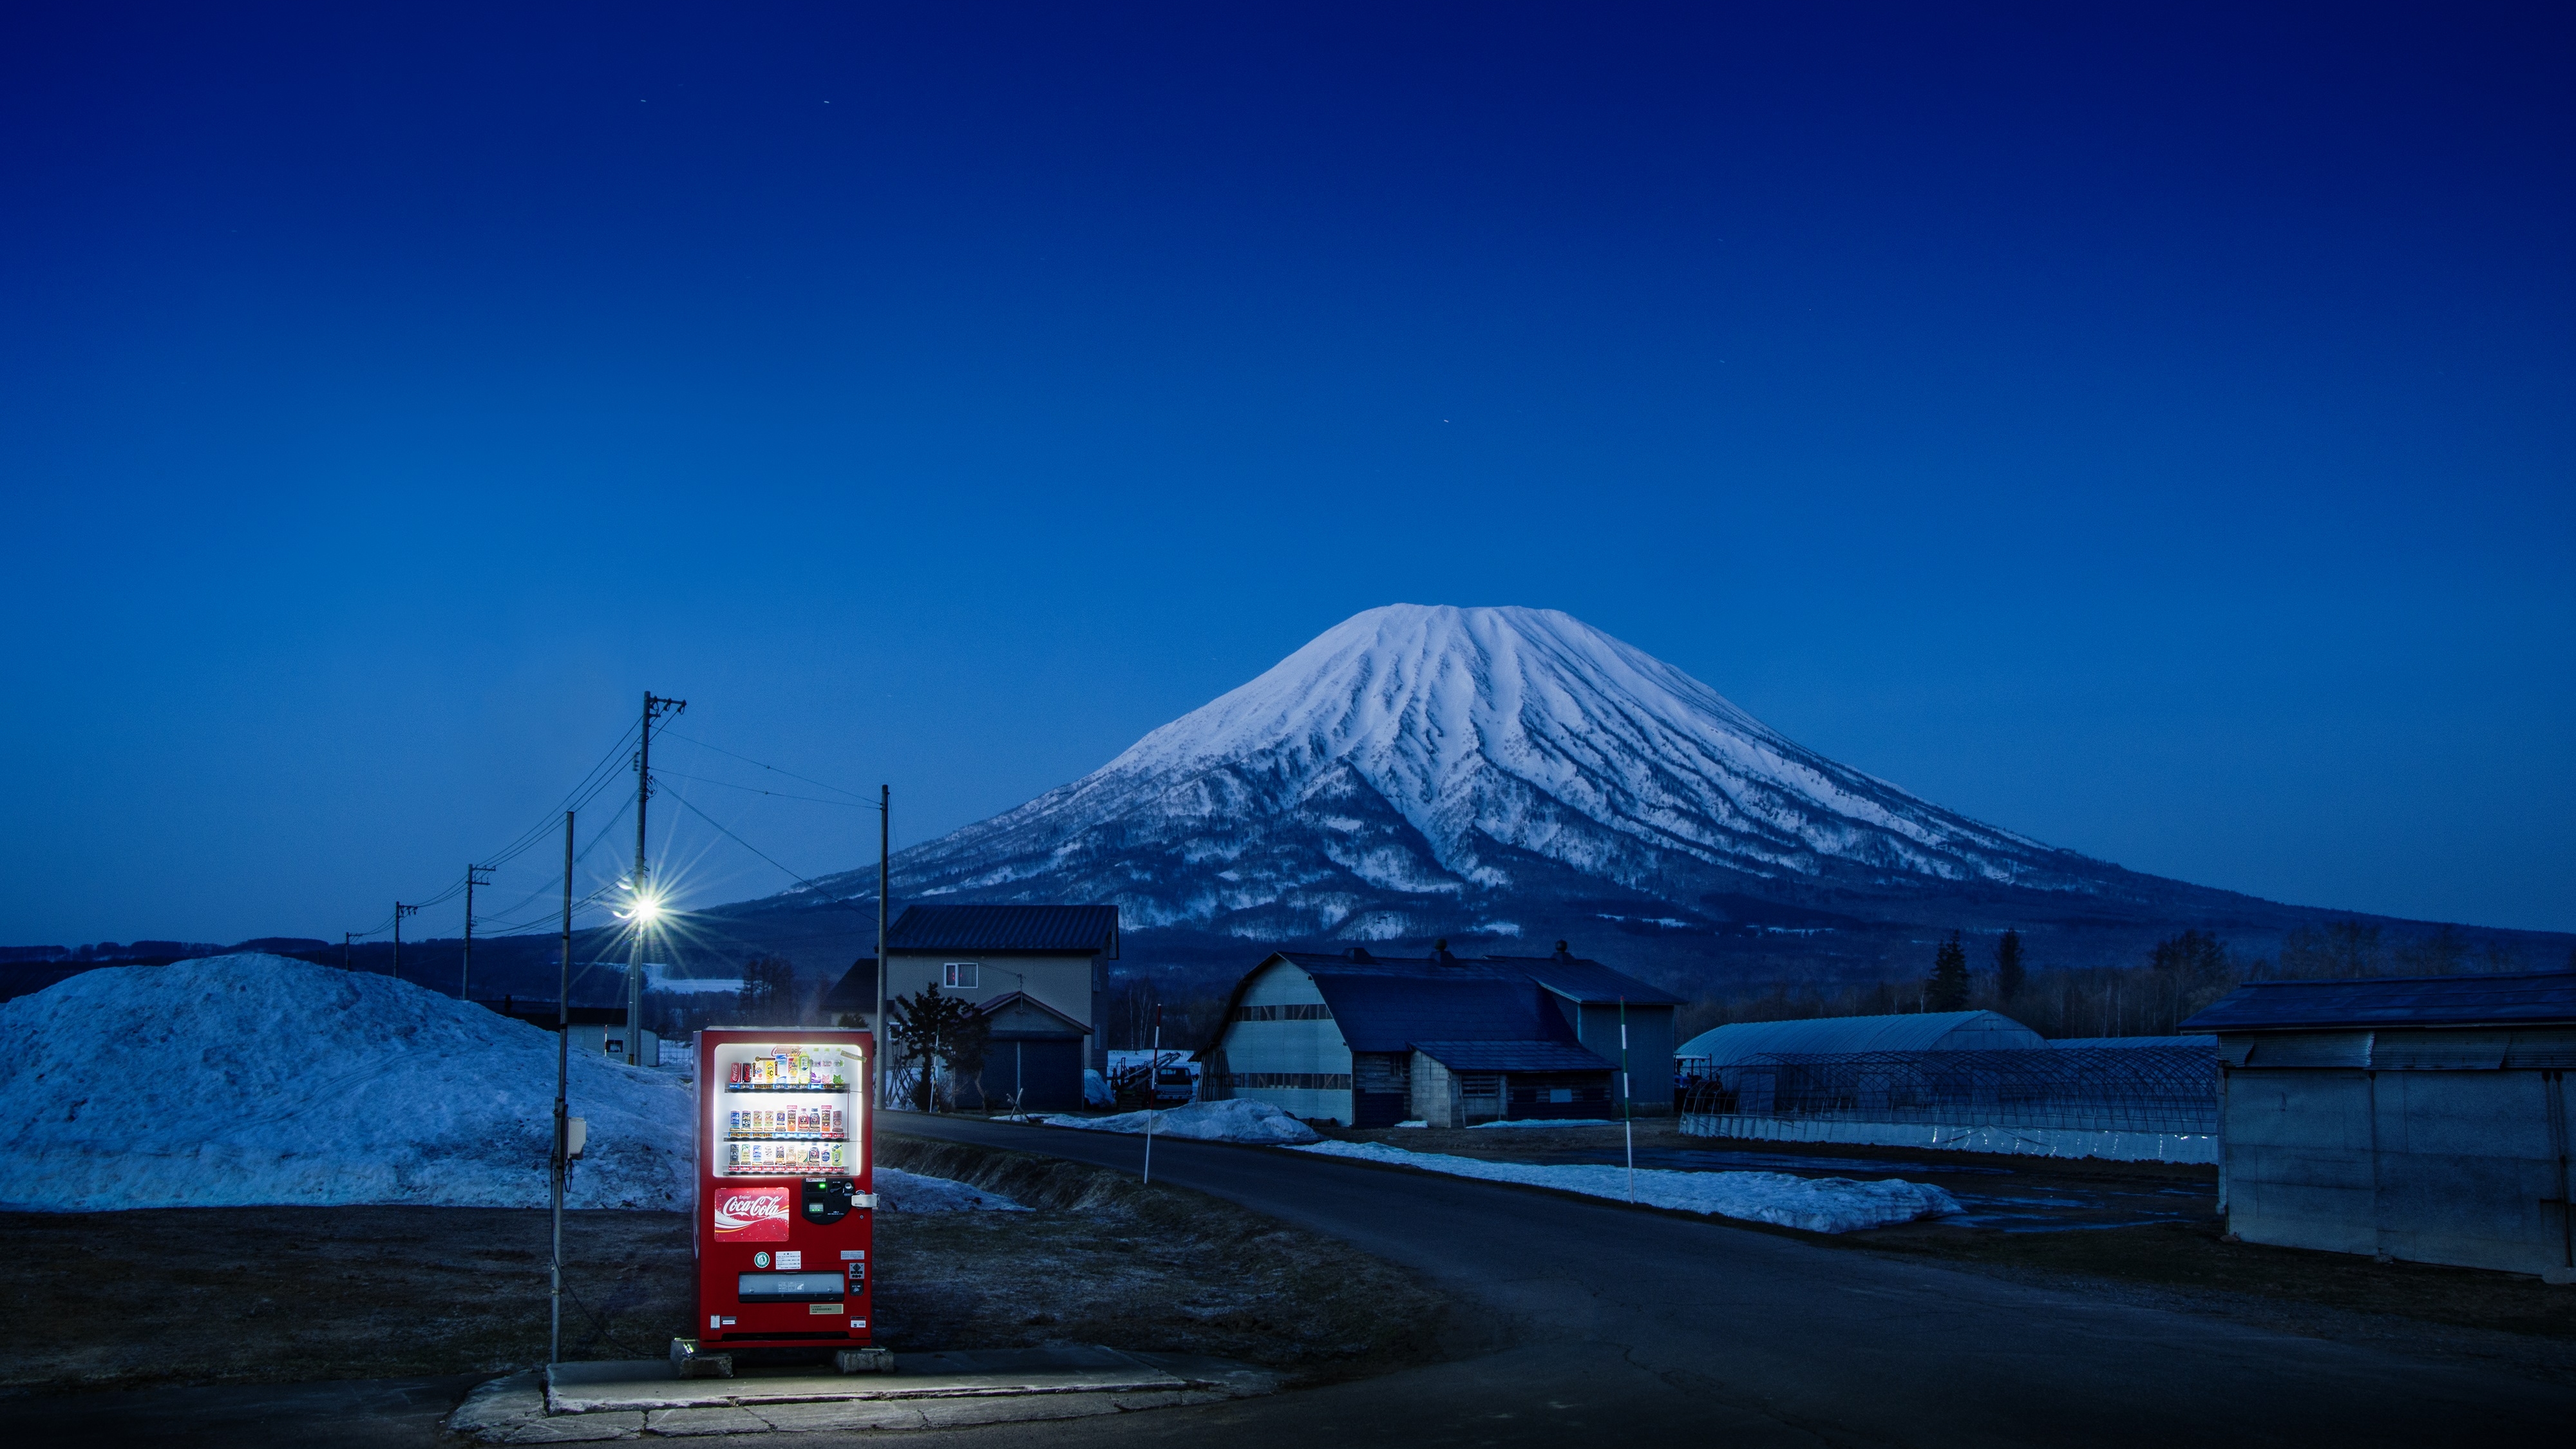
[1291,1142,1960,1233]
[0,954,691,1211]
[1047,1099,1320,1145]
[875,1167,1027,1212]
[1470,1118,1618,1129]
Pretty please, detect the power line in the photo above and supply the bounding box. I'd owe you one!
[646,766,868,808]
[661,730,875,804]
[347,719,645,945]
[661,786,829,893]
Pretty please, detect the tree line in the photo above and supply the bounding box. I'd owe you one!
[1683,920,2563,1041]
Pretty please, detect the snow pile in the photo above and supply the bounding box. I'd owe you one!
[875,1167,1027,1213]
[1292,1142,1960,1233]
[0,954,692,1211]
[1046,1099,1320,1145]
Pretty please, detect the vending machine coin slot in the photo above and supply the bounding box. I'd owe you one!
[802,1177,854,1225]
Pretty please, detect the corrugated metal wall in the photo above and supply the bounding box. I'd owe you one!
[2221,1028,2576,1276]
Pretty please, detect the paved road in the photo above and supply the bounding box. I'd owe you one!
[24,1122,2569,1446]
[880,1115,2570,1448]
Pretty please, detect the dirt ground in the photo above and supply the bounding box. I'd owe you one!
[0,1139,1448,1398]
[1334,1117,2576,1381]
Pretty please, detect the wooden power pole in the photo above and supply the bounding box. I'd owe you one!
[875,784,889,1113]
[629,692,685,1064]
[463,864,491,1001]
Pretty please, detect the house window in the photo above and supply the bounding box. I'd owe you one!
[1548,1086,1573,1104]
[604,1038,625,1056]
[943,962,980,989]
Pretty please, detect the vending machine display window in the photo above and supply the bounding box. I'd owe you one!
[709,1040,863,1177]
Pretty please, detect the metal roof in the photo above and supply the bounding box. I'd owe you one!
[884,904,1119,956]
[1269,949,1680,1005]
[1487,954,1686,1006]
[1677,1010,2045,1066]
[2181,971,2576,1033]
[1411,1040,1614,1073]
[1197,948,1664,1059]
[2047,1035,2217,1049]
[1310,975,1583,1054]
[971,990,1092,1037]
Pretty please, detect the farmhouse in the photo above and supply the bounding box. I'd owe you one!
[2184,970,2576,1280]
[1197,942,1678,1128]
[879,904,1118,1072]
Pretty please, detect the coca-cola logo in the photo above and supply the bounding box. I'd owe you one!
[712,1186,791,1241]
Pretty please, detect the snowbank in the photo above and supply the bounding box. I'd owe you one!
[875,1167,1027,1213]
[0,954,693,1211]
[1046,1099,1320,1145]
[1291,1142,1961,1233]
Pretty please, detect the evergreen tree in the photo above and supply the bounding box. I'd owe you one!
[1926,931,1971,1011]
[887,987,994,1111]
[1994,929,2026,1003]
[736,954,797,1020]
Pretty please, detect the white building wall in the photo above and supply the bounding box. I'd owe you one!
[1209,961,1354,1124]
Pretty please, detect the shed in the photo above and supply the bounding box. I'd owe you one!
[1677,1010,2044,1075]
[1196,942,1676,1128]
[2183,971,2576,1281]
[967,990,1092,1112]
[476,997,663,1068]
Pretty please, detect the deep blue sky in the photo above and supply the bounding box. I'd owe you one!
[4,3,2570,946]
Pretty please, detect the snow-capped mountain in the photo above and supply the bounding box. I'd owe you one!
[782,605,2161,944]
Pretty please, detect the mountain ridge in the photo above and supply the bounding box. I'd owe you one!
[744,606,2291,960]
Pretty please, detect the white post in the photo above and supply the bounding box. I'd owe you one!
[1141,1007,1160,1186]
[1621,996,1634,1204]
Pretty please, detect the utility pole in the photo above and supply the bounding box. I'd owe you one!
[629,691,686,1065]
[552,811,573,1367]
[393,902,419,983]
[873,784,889,1115]
[463,865,492,1002]
[343,932,351,971]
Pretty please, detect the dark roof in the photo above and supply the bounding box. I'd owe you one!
[885,905,1119,956]
[1269,949,1680,1006]
[1312,976,1582,1054]
[1411,1040,1613,1073]
[2181,972,2576,1034]
[971,990,1092,1037]
[477,998,629,1028]
[1197,947,1670,1059]
[821,958,877,1013]
[1490,954,1686,1007]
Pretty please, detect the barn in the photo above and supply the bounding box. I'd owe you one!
[1196,942,1678,1128]
[2184,971,2576,1281]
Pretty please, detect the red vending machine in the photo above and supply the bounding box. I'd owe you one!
[687,1027,880,1368]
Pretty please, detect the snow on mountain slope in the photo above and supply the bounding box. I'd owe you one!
[788,605,2111,940]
